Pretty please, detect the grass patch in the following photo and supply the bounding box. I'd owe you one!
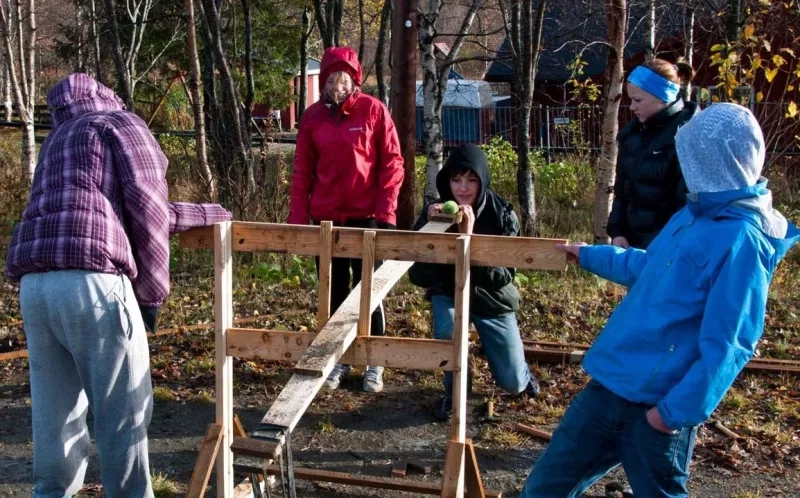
[151,472,181,497]
[481,424,526,447]
[152,386,176,402]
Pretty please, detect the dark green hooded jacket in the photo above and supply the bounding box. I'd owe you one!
[607,99,698,248]
[408,144,520,317]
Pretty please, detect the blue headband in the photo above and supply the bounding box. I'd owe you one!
[627,66,680,103]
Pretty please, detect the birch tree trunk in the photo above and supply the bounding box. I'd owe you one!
[75,0,85,71]
[684,5,694,100]
[184,0,214,199]
[358,0,365,65]
[375,0,392,106]
[594,0,626,244]
[502,0,546,236]
[644,0,655,60]
[90,0,102,82]
[241,0,255,190]
[0,0,36,179]
[418,0,482,205]
[2,53,11,121]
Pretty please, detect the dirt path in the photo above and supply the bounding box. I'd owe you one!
[1,365,797,497]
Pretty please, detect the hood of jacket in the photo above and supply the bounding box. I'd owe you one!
[436,144,490,209]
[48,73,125,131]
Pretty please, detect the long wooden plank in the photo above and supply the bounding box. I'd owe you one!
[186,423,224,498]
[226,328,455,370]
[179,222,567,271]
[260,219,457,433]
[214,222,235,498]
[231,460,502,497]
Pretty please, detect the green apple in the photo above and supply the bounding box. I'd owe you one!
[442,200,459,215]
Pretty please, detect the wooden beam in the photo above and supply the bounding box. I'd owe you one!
[358,231,376,338]
[186,423,224,498]
[450,236,471,444]
[317,221,333,330]
[514,423,553,442]
[229,436,281,460]
[232,460,503,497]
[464,440,487,498]
[214,222,235,498]
[226,328,455,370]
[440,440,466,498]
[179,222,567,271]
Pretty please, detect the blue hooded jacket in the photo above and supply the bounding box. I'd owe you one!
[578,104,799,429]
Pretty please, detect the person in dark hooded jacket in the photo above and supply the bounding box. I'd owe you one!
[607,58,698,249]
[288,46,404,393]
[408,144,540,420]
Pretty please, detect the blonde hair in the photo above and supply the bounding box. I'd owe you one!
[642,57,695,85]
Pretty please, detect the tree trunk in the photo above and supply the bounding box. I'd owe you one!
[684,5,694,100]
[241,0,255,190]
[644,0,655,60]
[184,0,215,199]
[75,0,85,71]
[594,0,626,244]
[726,0,741,43]
[358,0,365,65]
[391,0,417,230]
[375,0,392,106]
[510,0,546,237]
[418,4,443,205]
[298,7,313,122]
[103,0,133,109]
[90,0,102,82]
[333,0,343,47]
[2,53,11,121]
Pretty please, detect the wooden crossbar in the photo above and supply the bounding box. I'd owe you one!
[179,222,567,271]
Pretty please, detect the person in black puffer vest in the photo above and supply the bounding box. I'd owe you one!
[409,144,540,421]
[608,58,698,249]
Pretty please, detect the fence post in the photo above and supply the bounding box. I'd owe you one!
[545,106,552,164]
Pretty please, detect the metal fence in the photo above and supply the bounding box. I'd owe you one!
[417,102,800,160]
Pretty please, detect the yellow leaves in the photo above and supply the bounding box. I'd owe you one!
[772,54,787,68]
[780,47,796,58]
[786,101,798,119]
[789,85,796,92]
[711,43,727,53]
[757,91,765,103]
[744,24,756,40]
[765,67,779,82]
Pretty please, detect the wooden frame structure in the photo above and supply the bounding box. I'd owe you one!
[180,221,566,498]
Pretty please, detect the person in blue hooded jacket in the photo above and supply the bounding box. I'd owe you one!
[520,103,799,497]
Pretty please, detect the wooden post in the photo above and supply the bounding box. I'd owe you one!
[450,235,471,443]
[358,230,377,338]
[214,221,234,498]
[318,221,333,330]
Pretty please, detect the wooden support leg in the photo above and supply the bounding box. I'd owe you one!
[464,439,487,498]
[317,221,333,330]
[215,222,235,498]
[440,440,466,498]
[186,423,224,498]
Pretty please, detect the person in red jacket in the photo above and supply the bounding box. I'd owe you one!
[288,46,404,393]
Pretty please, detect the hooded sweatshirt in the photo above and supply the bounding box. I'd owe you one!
[408,144,521,317]
[288,47,404,225]
[577,103,799,429]
[5,73,231,307]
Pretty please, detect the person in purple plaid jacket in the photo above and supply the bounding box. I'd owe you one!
[5,73,231,498]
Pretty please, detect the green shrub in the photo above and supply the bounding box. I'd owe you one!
[535,158,594,207]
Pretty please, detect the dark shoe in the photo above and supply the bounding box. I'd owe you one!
[524,377,541,398]
[433,395,453,421]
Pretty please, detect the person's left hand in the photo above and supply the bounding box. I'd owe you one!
[556,242,588,265]
[457,205,475,234]
[646,407,676,434]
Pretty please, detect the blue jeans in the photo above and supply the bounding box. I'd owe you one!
[21,271,154,498]
[520,380,697,498]
[431,295,531,395]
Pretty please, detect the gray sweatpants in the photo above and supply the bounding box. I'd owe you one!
[20,270,154,498]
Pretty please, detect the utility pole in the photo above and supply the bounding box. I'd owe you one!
[391,0,418,230]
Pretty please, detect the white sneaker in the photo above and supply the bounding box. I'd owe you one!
[362,365,384,393]
[324,364,350,389]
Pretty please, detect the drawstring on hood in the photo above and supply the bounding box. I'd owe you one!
[48,73,125,130]
[677,103,787,238]
[320,47,363,114]
[436,144,490,210]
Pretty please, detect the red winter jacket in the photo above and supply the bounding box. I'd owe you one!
[288,47,404,225]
